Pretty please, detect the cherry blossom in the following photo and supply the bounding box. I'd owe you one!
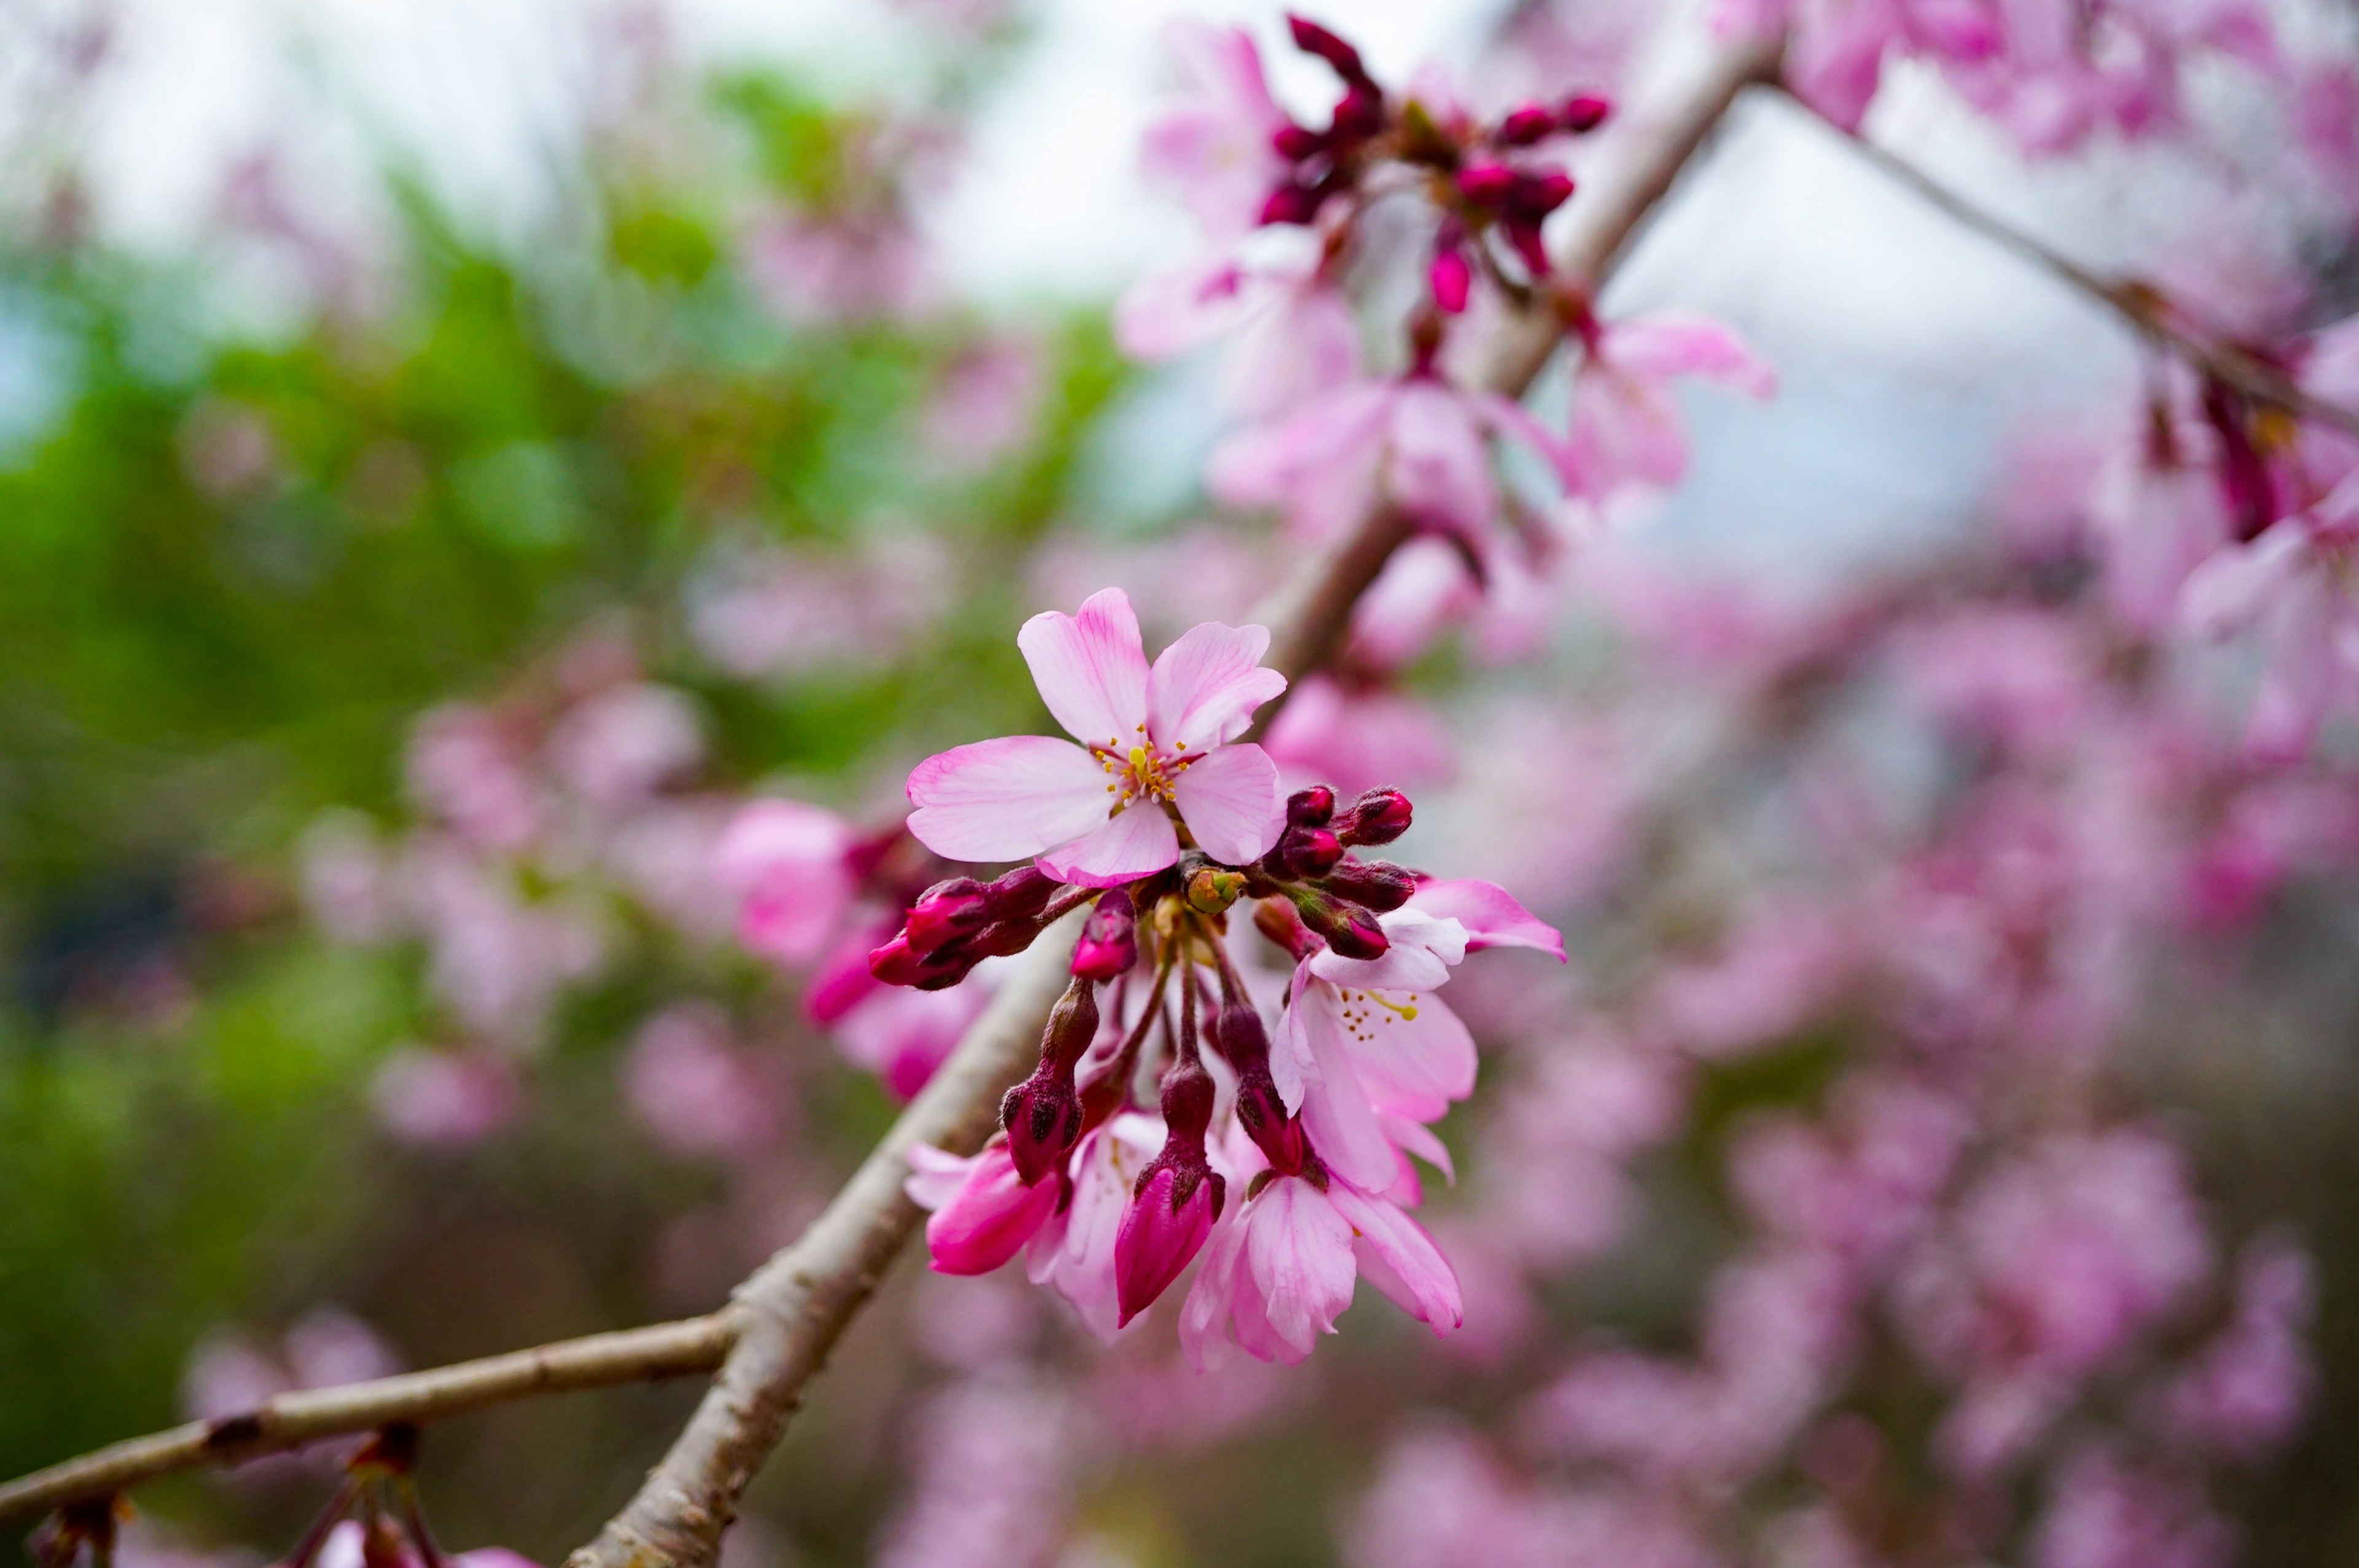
[904,587,1288,886]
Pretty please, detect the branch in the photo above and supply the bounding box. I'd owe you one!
[0,1317,734,1527]
[2,28,1788,1565]
[1793,96,2359,442]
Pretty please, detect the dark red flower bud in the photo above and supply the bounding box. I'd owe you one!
[1316,857,1416,913]
[1071,888,1138,981]
[1261,178,1328,227]
[1287,785,1337,827]
[1000,978,1100,1184]
[1511,168,1576,217]
[1455,160,1514,206]
[1272,122,1327,161]
[1295,892,1389,959]
[904,876,989,953]
[1288,13,1370,84]
[1329,82,1385,142]
[1264,823,1344,880]
[1211,1001,1307,1172]
[1559,92,1612,133]
[870,932,974,989]
[1495,104,1557,146]
[1334,786,1413,846]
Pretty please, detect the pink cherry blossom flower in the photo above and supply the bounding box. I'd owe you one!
[371,1046,521,1147]
[904,588,1288,887]
[907,1142,1062,1276]
[1564,313,1777,502]
[1180,1168,1461,1369]
[1115,240,1360,419]
[830,971,995,1099]
[1210,375,1575,543]
[1140,20,1291,241]
[1261,675,1457,798]
[711,798,858,965]
[2182,496,2359,757]
[623,1005,786,1161]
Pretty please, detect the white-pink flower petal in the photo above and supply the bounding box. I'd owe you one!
[906,736,1111,862]
[1018,587,1151,748]
[1037,800,1183,887]
[1147,620,1287,749]
[1170,743,1285,865]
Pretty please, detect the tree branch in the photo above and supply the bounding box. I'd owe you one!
[2,28,1786,1566]
[1790,95,2359,442]
[0,1317,735,1528]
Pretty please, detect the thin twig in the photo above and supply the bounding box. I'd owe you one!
[0,1317,734,1527]
[1790,94,2359,442]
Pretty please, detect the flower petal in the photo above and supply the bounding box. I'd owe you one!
[1331,1182,1462,1332]
[1172,743,1285,865]
[906,736,1112,862]
[1038,802,1181,888]
[1147,620,1288,749]
[1246,1178,1358,1356]
[1019,587,1151,748]
[1410,878,1566,959]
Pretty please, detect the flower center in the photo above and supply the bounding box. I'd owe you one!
[1094,725,1199,811]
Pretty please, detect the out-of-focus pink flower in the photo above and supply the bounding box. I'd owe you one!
[406,704,541,852]
[741,212,932,326]
[299,810,394,945]
[1481,1025,1683,1269]
[2028,1448,2234,1568]
[874,1377,1073,1568]
[624,1005,785,1161]
[907,1142,1062,1276]
[1116,240,1360,418]
[313,1522,541,1568]
[687,536,952,679]
[712,798,858,965]
[905,587,1287,885]
[397,843,606,1045]
[2295,62,2359,201]
[1262,676,1457,799]
[1893,606,2100,761]
[2089,441,2230,634]
[1732,1077,1971,1269]
[2183,500,2359,758]
[543,683,702,811]
[1564,313,1775,502]
[831,971,994,1099]
[920,339,1044,474]
[1180,1169,1460,1368]
[372,1047,522,1146]
[1645,902,1855,1058]
[1140,20,1291,240]
[1210,376,1573,543]
[184,1306,401,1420]
[2162,1232,2317,1459]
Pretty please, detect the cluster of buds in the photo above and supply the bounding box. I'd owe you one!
[1261,17,1387,225]
[867,865,1079,990]
[1245,786,1416,960]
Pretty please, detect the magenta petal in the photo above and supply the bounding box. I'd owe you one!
[1116,1168,1220,1324]
[918,1145,1061,1275]
[1409,878,1566,960]
[906,736,1111,862]
[1038,803,1181,887]
[1172,744,1284,865]
[1146,620,1287,749]
[1019,587,1151,748]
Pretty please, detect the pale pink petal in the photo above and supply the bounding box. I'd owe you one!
[1605,314,1778,397]
[1473,390,1585,494]
[1038,802,1183,887]
[1246,1179,1359,1356]
[1336,990,1477,1122]
[1180,1216,1250,1372]
[1387,382,1497,537]
[906,736,1111,862]
[1409,878,1566,959]
[1330,1183,1463,1331]
[712,798,854,964]
[1381,1114,1455,1183]
[1171,743,1285,864]
[1018,587,1151,748]
[1116,253,1264,361]
[1270,964,1320,1112]
[1299,1010,1406,1192]
[1147,620,1286,749]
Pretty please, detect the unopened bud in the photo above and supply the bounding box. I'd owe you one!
[1272,122,1326,161]
[1430,244,1472,314]
[1072,889,1138,981]
[1264,823,1344,880]
[1211,1002,1307,1172]
[1115,1055,1225,1325]
[1000,978,1100,1184]
[1455,160,1514,207]
[1495,104,1556,146]
[903,877,988,953]
[1186,865,1245,915]
[1261,179,1328,227]
[1558,92,1612,133]
[1294,892,1388,959]
[1286,786,1337,827]
[870,932,975,990]
[1288,12,1370,84]
[1334,787,1412,846]
[1316,857,1415,913]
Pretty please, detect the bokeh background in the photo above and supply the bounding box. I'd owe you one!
[5,0,2359,1564]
